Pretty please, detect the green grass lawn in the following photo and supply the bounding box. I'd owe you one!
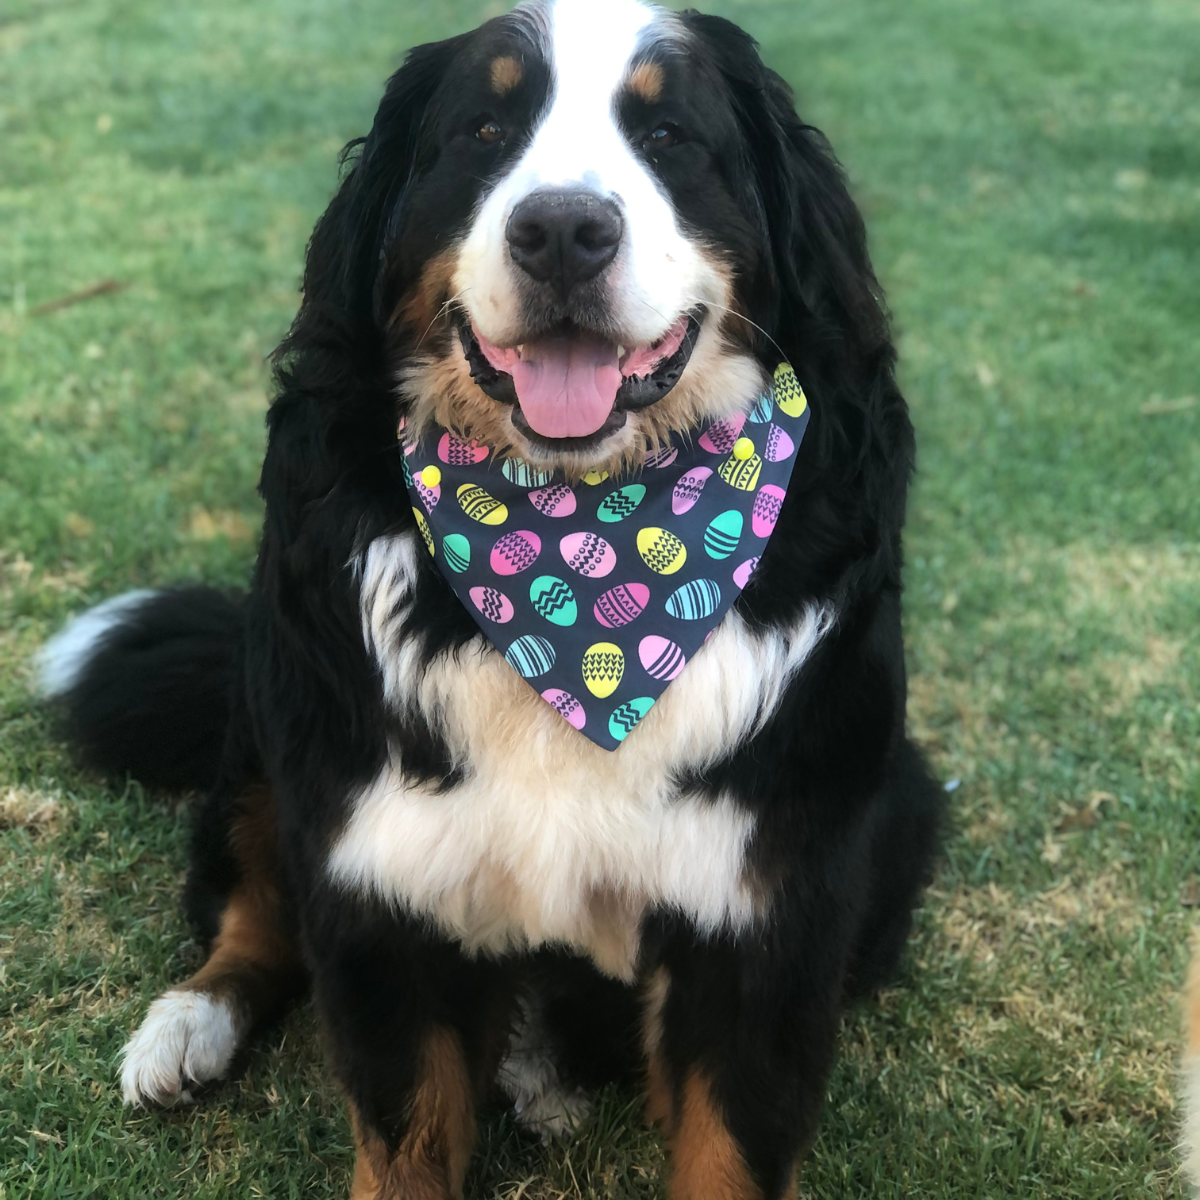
[2,0,1198,1195]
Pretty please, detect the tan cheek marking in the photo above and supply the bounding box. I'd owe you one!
[490,55,523,95]
[629,61,665,104]
[392,248,461,339]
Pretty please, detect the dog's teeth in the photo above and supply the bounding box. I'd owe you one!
[617,345,626,358]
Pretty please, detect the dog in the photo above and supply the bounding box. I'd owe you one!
[39,2,944,1196]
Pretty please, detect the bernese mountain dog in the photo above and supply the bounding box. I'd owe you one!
[39,2,944,1196]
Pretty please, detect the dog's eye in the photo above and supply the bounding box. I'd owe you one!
[643,124,679,152]
[477,120,505,144]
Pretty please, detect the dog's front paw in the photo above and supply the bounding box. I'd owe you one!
[120,989,241,1107]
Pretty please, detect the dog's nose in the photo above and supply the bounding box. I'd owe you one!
[506,189,623,296]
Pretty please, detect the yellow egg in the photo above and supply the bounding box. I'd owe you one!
[413,508,434,556]
[582,469,610,486]
[457,483,508,525]
[718,452,763,491]
[582,642,625,698]
[637,527,687,575]
[774,362,807,417]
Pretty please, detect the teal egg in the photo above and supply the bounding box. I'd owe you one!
[747,391,774,423]
[501,459,555,488]
[529,575,577,627]
[505,635,556,679]
[597,483,646,523]
[665,579,721,620]
[703,509,743,560]
[442,534,471,573]
[608,697,655,743]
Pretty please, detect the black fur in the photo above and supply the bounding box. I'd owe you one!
[50,9,944,1197]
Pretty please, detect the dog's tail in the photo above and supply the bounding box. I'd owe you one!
[1183,933,1200,1195]
[37,587,243,793]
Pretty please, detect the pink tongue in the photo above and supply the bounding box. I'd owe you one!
[509,334,622,439]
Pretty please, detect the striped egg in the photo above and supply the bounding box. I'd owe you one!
[665,579,722,620]
[582,469,610,486]
[608,697,655,743]
[597,483,646,523]
[698,414,746,454]
[638,635,687,681]
[671,467,712,516]
[747,392,774,424]
[733,556,760,589]
[636,527,687,575]
[529,575,577,627]
[704,509,743,560]
[529,482,577,517]
[505,635,556,679]
[468,586,514,624]
[560,531,617,578]
[752,485,786,537]
[412,508,434,556]
[438,431,490,466]
[593,582,650,629]
[773,363,807,417]
[490,530,541,575]
[582,642,624,698]
[414,469,440,512]
[764,424,795,463]
[442,534,471,573]
[501,458,555,488]
[645,445,679,469]
[541,688,586,731]
[717,452,762,492]
[457,483,508,525]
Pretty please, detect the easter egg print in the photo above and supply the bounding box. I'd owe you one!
[597,484,646,523]
[764,424,795,463]
[645,445,679,469]
[672,467,712,516]
[637,527,687,575]
[490,530,541,575]
[704,510,743,560]
[541,688,586,731]
[665,579,721,620]
[717,452,762,492]
[773,363,807,417]
[582,469,609,486]
[529,483,576,518]
[582,642,624,698]
[413,508,434,556]
[438,431,489,466]
[752,485,786,537]
[457,483,508,525]
[638,635,686,681]
[502,459,555,488]
[593,582,650,629]
[698,414,746,454]
[747,392,774,424]
[560,532,617,578]
[442,534,471,573]
[529,575,577,627]
[609,697,655,743]
[468,586,514,624]
[414,468,441,512]
[506,635,556,679]
[733,556,760,589]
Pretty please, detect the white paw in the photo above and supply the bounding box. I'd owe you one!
[120,989,240,1107]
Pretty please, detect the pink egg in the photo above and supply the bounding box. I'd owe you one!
[414,471,440,512]
[559,531,616,578]
[529,482,577,517]
[645,445,679,469]
[468,586,514,624]
[698,414,746,455]
[593,582,651,628]
[764,424,795,463]
[541,687,586,730]
[752,485,786,538]
[438,431,489,466]
[733,557,761,589]
[490,530,542,575]
[671,467,713,515]
[638,635,687,681]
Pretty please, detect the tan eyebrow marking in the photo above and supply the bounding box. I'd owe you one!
[490,55,523,95]
[628,61,664,103]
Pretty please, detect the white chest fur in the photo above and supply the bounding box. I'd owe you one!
[328,533,832,978]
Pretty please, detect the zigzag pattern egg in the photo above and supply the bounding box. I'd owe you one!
[442,534,471,573]
[529,575,577,627]
[638,635,686,681]
[665,579,721,620]
[698,414,746,454]
[438,431,489,466]
[505,635,556,679]
[764,424,795,463]
[502,459,555,488]
[718,452,762,492]
[752,485,786,537]
[672,467,712,515]
[541,688,586,731]
[457,483,507,525]
[413,508,434,556]
[582,642,624,698]
[608,696,655,743]
[704,509,743,559]
[733,556,760,589]
[414,470,440,512]
[529,483,576,517]
[773,363,807,417]
[593,582,650,629]
[560,531,616,578]
[489,530,541,575]
[637,527,687,575]
[597,484,646,523]
[468,586,514,624]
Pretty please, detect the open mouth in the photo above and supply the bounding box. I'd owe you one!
[458,311,704,450]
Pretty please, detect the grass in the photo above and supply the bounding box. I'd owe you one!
[1,0,1197,1195]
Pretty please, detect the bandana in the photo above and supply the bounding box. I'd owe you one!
[401,363,809,751]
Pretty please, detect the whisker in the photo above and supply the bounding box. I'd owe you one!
[415,288,473,352]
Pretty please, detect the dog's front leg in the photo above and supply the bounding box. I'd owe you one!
[304,900,515,1200]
